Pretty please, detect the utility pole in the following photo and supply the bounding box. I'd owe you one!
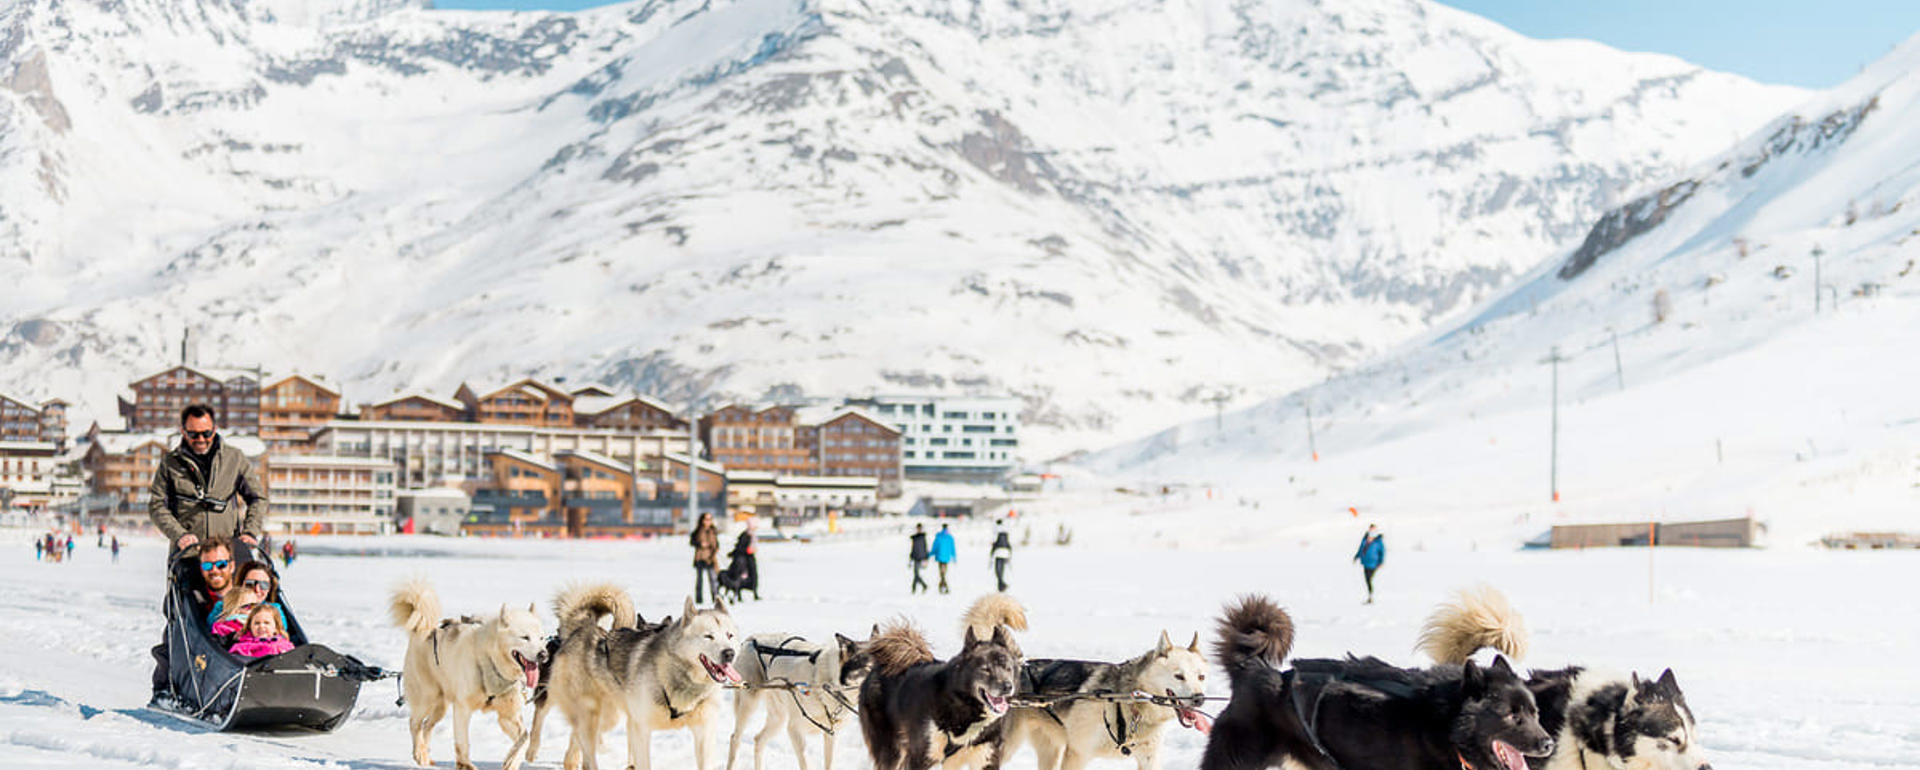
[1543,347,1564,502]
[1610,331,1625,392]
[686,402,700,534]
[1813,244,1824,314]
[1303,402,1318,462]
[1206,390,1232,432]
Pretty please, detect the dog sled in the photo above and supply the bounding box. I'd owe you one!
[152,548,389,731]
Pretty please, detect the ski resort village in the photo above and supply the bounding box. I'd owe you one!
[2,0,1918,768]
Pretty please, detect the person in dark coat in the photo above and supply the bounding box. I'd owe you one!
[989,519,1013,592]
[908,523,931,594]
[721,519,761,601]
[1354,523,1386,604]
[690,512,720,604]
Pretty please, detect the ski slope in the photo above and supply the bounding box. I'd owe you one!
[1,511,1913,769]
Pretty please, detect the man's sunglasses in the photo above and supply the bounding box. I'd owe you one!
[199,559,232,571]
[243,579,272,591]
[184,429,216,439]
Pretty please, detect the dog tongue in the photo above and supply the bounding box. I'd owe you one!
[1183,709,1213,734]
[721,663,742,684]
[521,658,539,689]
[986,694,1009,714]
[1493,741,1527,770]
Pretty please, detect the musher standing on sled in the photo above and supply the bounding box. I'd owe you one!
[147,404,271,707]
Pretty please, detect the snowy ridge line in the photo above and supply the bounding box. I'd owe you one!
[0,0,1805,455]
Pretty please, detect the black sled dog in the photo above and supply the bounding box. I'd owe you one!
[858,594,1027,770]
[1199,594,1555,770]
[1417,587,1712,770]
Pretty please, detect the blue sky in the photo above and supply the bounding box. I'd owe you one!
[431,0,1920,89]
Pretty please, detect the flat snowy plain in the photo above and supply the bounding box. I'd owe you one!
[1,497,1915,769]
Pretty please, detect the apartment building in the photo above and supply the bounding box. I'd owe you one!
[0,441,59,508]
[844,395,1020,481]
[360,392,466,422]
[259,374,343,449]
[310,420,690,488]
[456,379,575,427]
[264,455,398,535]
[124,365,261,434]
[465,448,700,537]
[797,406,903,496]
[573,393,687,432]
[722,470,879,523]
[1,393,67,447]
[701,405,809,473]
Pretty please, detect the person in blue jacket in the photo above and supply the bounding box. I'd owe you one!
[1354,523,1386,604]
[932,523,957,595]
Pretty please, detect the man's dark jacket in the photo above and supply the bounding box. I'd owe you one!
[147,436,269,547]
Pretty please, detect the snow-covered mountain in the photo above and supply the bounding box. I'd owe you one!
[1087,33,1920,545]
[0,0,1801,454]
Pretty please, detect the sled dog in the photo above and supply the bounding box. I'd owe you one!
[999,630,1213,770]
[388,579,544,770]
[1418,587,1712,770]
[1200,593,1555,770]
[859,594,1027,770]
[725,630,875,770]
[520,584,743,770]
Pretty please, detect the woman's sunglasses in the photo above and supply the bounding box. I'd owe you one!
[199,560,232,571]
[243,579,272,591]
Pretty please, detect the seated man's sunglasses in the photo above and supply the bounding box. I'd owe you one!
[184,429,216,439]
[199,559,232,571]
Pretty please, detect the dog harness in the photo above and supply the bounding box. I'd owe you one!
[428,617,522,705]
[745,637,858,734]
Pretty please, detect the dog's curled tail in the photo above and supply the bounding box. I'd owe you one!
[869,619,936,678]
[389,579,441,637]
[1415,585,1527,665]
[961,593,1029,640]
[553,582,637,638]
[1213,594,1295,672]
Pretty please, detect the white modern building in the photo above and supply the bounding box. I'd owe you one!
[396,487,471,536]
[843,395,1020,481]
[264,454,398,535]
[0,441,59,509]
[308,421,690,487]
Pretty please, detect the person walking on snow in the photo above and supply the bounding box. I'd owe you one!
[690,512,720,604]
[1354,523,1386,604]
[908,523,931,594]
[989,519,1013,592]
[931,523,957,594]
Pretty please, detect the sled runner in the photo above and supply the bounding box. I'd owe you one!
[153,548,388,731]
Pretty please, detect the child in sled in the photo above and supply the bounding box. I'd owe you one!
[229,604,295,658]
[207,560,286,638]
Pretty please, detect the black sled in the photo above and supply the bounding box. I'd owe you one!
[154,548,386,731]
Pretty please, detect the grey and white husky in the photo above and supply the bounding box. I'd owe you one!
[1418,587,1712,770]
[726,630,875,770]
[518,584,744,770]
[998,631,1213,770]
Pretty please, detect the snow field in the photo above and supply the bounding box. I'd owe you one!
[1,513,1915,769]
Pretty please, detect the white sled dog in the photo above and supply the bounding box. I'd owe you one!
[725,630,876,770]
[523,584,744,770]
[1418,586,1712,770]
[1000,630,1213,770]
[388,579,545,770]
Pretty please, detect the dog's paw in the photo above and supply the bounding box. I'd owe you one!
[456,762,477,770]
